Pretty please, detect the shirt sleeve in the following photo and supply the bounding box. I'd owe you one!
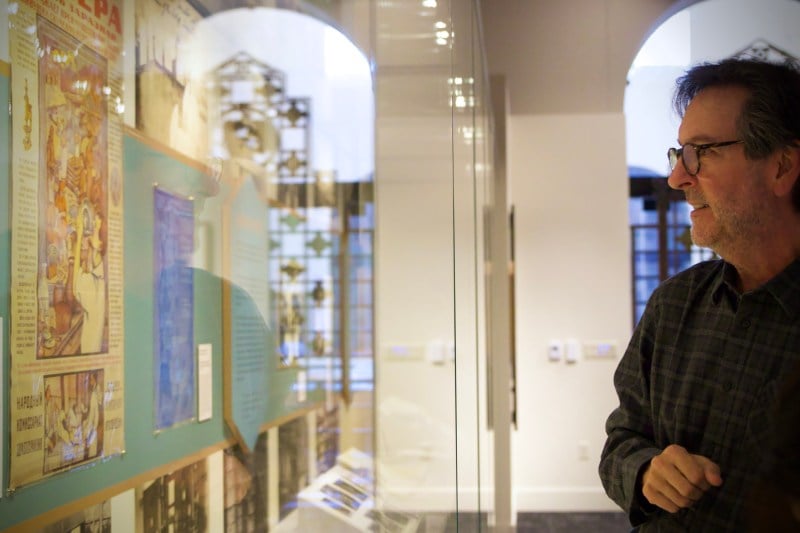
[598,296,663,525]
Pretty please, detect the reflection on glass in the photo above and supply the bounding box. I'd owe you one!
[0,0,494,529]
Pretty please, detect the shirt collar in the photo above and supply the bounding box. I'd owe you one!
[763,257,800,315]
[711,261,739,307]
[711,258,800,315]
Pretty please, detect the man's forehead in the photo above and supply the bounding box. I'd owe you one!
[679,86,747,139]
[687,85,749,111]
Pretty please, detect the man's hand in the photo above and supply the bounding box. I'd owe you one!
[641,444,723,513]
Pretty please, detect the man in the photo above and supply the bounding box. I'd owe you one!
[599,58,800,531]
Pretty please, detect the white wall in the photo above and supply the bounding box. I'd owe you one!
[509,113,631,511]
[481,0,672,513]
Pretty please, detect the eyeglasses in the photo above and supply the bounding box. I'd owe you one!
[667,140,744,176]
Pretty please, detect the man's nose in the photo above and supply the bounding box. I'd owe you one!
[667,160,695,190]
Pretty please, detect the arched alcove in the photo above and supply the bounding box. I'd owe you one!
[626,0,800,175]
[624,0,800,321]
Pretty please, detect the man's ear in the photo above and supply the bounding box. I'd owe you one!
[774,143,800,198]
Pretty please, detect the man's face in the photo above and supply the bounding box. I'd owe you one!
[667,86,776,258]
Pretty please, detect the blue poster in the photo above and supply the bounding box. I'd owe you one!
[153,188,195,429]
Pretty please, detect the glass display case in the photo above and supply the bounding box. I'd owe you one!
[0,0,500,530]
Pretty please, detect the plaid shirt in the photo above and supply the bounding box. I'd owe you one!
[599,258,800,532]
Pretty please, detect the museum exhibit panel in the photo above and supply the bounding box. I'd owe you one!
[0,0,504,531]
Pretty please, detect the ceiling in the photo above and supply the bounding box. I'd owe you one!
[184,0,477,117]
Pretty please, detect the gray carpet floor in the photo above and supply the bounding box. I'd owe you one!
[428,511,631,532]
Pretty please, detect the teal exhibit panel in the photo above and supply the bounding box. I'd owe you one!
[0,126,229,530]
[0,129,327,532]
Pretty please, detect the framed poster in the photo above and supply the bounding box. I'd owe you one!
[223,434,268,533]
[135,0,206,161]
[315,404,339,476]
[153,187,195,430]
[8,0,125,490]
[136,458,209,533]
[277,414,309,520]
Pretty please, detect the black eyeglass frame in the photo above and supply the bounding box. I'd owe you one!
[667,140,744,176]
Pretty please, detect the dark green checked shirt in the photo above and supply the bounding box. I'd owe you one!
[600,258,800,532]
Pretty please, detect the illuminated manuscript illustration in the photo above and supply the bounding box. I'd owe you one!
[9,0,125,489]
[38,16,109,358]
[43,369,104,474]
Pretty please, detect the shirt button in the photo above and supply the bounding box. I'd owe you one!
[740,318,751,329]
[722,381,733,392]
